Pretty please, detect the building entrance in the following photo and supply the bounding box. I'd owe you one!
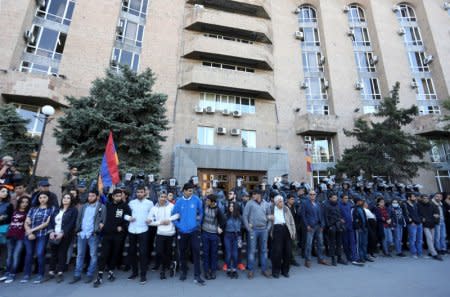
[197,169,266,196]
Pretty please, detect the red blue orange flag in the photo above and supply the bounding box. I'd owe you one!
[305,144,313,174]
[98,131,120,199]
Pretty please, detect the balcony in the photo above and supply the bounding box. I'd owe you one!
[183,33,273,70]
[412,114,450,137]
[0,70,67,106]
[295,114,339,136]
[180,64,274,100]
[186,0,271,19]
[185,5,272,43]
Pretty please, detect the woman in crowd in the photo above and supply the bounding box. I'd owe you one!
[375,197,393,257]
[390,198,406,257]
[224,201,241,279]
[0,186,13,272]
[48,193,78,282]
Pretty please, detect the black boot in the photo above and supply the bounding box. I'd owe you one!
[93,272,103,288]
[331,257,337,266]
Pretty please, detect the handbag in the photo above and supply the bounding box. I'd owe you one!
[49,235,62,245]
[0,224,9,245]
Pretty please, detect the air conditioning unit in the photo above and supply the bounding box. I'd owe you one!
[232,110,242,118]
[294,7,301,14]
[194,4,205,9]
[295,31,304,41]
[23,30,35,44]
[369,55,379,66]
[300,81,308,89]
[123,0,129,6]
[392,5,401,13]
[410,79,418,89]
[304,136,312,142]
[347,28,355,37]
[205,106,215,114]
[323,80,329,89]
[355,81,364,90]
[343,6,350,13]
[397,28,406,36]
[111,55,118,67]
[217,127,227,135]
[222,109,230,116]
[424,55,433,65]
[230,128,241,136]
[444,2,450,10]
[116,25,124,35]
[36,0,46,8]
[194,106,204,113]
[319,55,326,66]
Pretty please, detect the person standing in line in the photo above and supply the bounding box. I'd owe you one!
[323,193,347,266]
[172,183,205,285]
[363,202,377,260]
[339,195,363,266]
[0,186,13,271]
[390,198,406,257]
[285,194,300,267]
[224,202,242,279]
[432,193,447,255]
[375,197,394,257]
[352,196,369,264]
[418,194,443,261]
[403,192,423,258]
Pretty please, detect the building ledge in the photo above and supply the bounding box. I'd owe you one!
[295,114,339,136]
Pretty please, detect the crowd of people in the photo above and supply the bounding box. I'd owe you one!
[0,161,449,287]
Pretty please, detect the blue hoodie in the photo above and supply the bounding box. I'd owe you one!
[339,201,353,230]
[171,195,203,234]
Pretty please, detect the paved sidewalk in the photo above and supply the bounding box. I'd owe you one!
[1,256,449,297]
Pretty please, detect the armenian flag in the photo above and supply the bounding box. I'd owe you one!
[305,144,313,173]
[98,131,120,198]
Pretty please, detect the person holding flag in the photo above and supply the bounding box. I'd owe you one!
[98,131,121,203]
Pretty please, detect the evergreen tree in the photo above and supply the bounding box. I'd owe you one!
[54,66,170,179]
[335,82,431,182]
[0,104,38,181]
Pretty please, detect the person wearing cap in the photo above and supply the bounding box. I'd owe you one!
[243,189,272,279]
[31,180,59,209]
[93,189,131,287]
[61,166,79,195]
[171,183,205,285]
[404,192,423,258]
[432,193,447,255]
[270,195,296,278]
[301,190,329,268]
[352,195,369,264]
[418,194,443,261]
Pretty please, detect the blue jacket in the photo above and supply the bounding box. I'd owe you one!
[171,195,203,234]
[300,200,324,228]
[225,216,242,233]
[339,201,353,230]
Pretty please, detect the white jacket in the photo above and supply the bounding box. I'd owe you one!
[148,202,178,236]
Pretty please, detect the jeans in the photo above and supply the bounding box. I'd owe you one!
[355,229,368,261]
[382,227,393,254]
[305,225,325,261]
[407,223,423,256]
[178,230,201,277]
[224,232,238,270]
[434,221,447,252]
[74,235,98,277]
[247,229,268,272]
[6,238,24,276]
[393,225,404,254]
[24,236,48,277]
[202,232,219,273]
[342,229,357,261]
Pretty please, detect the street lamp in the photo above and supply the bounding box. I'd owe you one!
[28,105,55,192]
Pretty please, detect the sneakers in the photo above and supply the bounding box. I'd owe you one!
[93,277,102,288]
[69,276,81,284]
[412,255,419,259]
[56,273,64,283]
[33,275,44,284]
[231,271,239,279]
[4,276,14,284]
[139,276,147,285]
[247,271,254,279]
[0,274,8,282]
[194,277,205,286]
[351,261,364,266]
[237,263,246,271]
[20,275,30,283]
[397,253,406,257]
[433,255,444,261]
[127,273,138,280]
[179,272,187,281]
[160,271,166,280]
[107,271,115,282]
[262,270,272,278]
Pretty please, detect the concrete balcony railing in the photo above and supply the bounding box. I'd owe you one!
[411,114,450,136]
[295,113,339,136]
[186,0,271,19]
[183,33,273,70]
[180,64,274,100]
[0,70,67,106]
[185,5,272,43]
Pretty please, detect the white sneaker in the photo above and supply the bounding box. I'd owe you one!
[4,277,14,284]
[412,255,418,259]
[0,275,8,282]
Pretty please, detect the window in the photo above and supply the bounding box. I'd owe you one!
[404,26,423,46]
[122,0,148,18]
[117,19,144,47]
[416,78,437,100]
[15,104,45,136]
[20,61,58,75]
[419,105,440,115]
[363,105,379,114]
[354,52,376,72]
[312,170,330,187]
[407,51,430,72]
[241,130,256,148]
[396,4,417,22]
[297,5,317,23]
[348,5,366,23]
[112,48,140,72]
[361,78,382,100]
[36,0,76,25]
[203,33,253,44]
[307,104,329,115]
[202,61,255,73]
[436,170,450,192]
[199,93,255,114]
[308,136,335,163]
[25,25,67,61]
[301,28,320,46]
[304,78,328,101]
[430,140,450,163]
[351,27,371,46]
[302,52,324,73]
[197,126,214,145]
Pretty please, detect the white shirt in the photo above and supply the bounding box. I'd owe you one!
[274,206,286,225]
[364,208,376,220]
[148,202,179,236]
[125,198,154,234]
[55,210,65,234]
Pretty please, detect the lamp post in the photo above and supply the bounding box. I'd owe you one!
[28,105,55,192]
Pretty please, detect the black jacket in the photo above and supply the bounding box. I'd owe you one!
[352,206,367,230]
[418,201,439,228]
[403,201,421,225]
[103,201,131,235]
[48,207,78,236]
[323,201,343,230]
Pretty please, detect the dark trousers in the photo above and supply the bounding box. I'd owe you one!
[202,232,219,273]
[327,227,343,257]
[98,233,125,272]
[271,225,291,276]
[178,230,201,277]
[49,234,72,273]
[155,234,174,271]
[367,219,378,255]
[128,231,148,277]
[147,226,157,265]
